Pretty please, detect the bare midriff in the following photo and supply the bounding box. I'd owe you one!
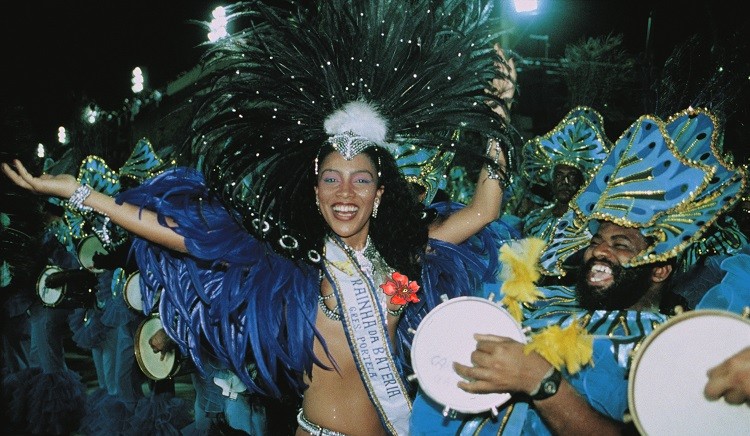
[296,280,397,436]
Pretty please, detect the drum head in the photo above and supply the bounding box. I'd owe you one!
[37,265,64,306]
[628,310,750,435]
[134,316,177,380]
[411,296,527,414]
[77,235,109,273]
[124,271,143,312]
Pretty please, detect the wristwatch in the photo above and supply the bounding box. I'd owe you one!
[529,367,562,401]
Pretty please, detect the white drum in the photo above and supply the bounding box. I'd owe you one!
[628,309,750,436]
[36,265,66,306]
[76,235,109,273]
[36,265,97,309]
[123,271,144,312]
[134,315,180,381]
[411,296,527,416]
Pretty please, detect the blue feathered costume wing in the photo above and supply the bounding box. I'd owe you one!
[117,167,509,399]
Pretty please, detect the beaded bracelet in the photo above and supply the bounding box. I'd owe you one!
[484,139,510,187]
[386,304,406,317]
[484,139,503,180]
[93,215,112,245]
[68,184,93,213]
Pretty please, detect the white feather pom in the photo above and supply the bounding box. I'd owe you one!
[323,100,389,143]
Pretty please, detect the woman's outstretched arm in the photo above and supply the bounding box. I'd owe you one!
[2,159,187,252]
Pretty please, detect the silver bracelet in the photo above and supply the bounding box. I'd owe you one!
[485,139,509,185]
[68,184,93,213]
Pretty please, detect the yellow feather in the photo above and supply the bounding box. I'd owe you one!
[524,321,594,374]
[501,295,524,322]
[498,238,546,314]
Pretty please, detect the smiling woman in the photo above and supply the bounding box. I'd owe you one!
[2,1,518,434]
[314,147,384,249]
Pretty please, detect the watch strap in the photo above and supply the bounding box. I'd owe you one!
[529,366,562,401]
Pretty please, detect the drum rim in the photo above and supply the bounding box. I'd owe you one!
[411,295,526,414]
[627,309,750,435]
[36,265,65,306]
[76,234,108,273]
[134,314,179,381]
[123,271,143,311]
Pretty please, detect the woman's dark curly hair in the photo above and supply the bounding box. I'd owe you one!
[304,144,429,279]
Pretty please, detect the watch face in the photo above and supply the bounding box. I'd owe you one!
[543,381,558,394]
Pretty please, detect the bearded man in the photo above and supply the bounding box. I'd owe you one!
[410,106,748,435]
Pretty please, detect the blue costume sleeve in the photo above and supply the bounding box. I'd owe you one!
[567,339,629,420]
[116,167,319,398]
[695,246,750,313]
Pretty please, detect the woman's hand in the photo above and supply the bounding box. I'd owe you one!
[487,45,517,122]
[2,159,80,199]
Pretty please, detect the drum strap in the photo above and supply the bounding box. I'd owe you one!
[323,237,411,436]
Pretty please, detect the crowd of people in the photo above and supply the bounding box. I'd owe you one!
[2,1,749,435]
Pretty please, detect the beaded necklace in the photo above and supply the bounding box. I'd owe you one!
[318,235,394,321]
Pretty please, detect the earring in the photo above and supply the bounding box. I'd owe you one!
[315,196,320,211]
[372,199,380,218]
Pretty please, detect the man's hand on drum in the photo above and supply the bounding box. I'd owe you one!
[454,334,553,397]
[149,328,175,361]
[704,346,750,406]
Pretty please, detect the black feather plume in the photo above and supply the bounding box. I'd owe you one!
[187,0,513,262]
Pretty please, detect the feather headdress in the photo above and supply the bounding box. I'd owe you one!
[186,0,514,263]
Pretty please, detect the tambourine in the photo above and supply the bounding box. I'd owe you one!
[124,271,144,312]
[628,309,750,435]
[36,265,66,306]
[36,265,97,309]
[134,315,183,381]
[76,235,110,273]
[123,271,161,313]
[410,296,527,416]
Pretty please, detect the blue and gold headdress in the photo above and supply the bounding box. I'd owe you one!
[522,106,611,186]
[539,107,748,276]
[383,143,455,206]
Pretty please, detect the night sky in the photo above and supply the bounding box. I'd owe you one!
[2,1,747,157]
[4,1,207,138]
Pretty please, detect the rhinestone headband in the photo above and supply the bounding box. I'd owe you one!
[327,131,378,160]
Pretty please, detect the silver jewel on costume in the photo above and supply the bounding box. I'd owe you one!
[252,218,271,233]
[279,234,299,250]
[307,249,322,263]
[327,131,378,160]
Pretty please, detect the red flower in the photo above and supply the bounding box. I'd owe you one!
[380,272,420,305]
